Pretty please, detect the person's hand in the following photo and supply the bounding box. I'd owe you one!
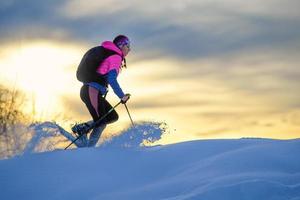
[121,93,131,104]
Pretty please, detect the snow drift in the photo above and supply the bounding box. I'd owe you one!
[23,121,167,154]
[0,136,299,200]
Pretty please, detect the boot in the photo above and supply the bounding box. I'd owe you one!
[88,124,106,147]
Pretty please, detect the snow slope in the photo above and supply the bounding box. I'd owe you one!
[0,129,300,199]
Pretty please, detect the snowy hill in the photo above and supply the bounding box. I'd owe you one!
[1,136,300,200]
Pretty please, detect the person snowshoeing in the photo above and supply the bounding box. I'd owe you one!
[72,35,131,147]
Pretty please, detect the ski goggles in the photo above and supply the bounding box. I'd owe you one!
[117,39,130,49]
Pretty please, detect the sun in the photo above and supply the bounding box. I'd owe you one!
[0,40,83,119]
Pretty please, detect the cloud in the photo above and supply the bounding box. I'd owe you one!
[59,0,130,19]
[56,0,300,59]
[1,0,300,61]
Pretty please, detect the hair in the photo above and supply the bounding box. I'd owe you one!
[113,35,130,48]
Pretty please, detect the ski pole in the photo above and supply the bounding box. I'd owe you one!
[65,101,122,150]
[124,103,135,127]
[64,132,84,150]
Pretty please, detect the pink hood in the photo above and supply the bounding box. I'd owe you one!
[96,41,124,75]
[101,41,123,57]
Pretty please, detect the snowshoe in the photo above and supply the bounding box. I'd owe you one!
[71,123,91,136]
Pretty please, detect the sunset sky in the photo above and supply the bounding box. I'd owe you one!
[0,0,299,143]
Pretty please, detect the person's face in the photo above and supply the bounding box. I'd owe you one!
[121,44,131,57]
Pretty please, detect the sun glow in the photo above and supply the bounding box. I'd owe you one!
[0,40,83,119]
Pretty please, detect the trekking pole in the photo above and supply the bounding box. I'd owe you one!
[65,101,122,150]
[124,103,135,127]
[64,131,84,150]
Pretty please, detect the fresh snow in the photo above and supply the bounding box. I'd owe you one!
[0,122,299,200]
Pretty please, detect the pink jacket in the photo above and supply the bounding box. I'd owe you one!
[96,41,124,75]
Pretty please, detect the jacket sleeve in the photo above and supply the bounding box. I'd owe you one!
[107,69,125,99]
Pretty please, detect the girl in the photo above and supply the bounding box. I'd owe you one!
[73,35,131,147]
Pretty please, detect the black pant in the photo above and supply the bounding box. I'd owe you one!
[80,85,118,127]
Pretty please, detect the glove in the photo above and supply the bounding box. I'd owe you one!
[121,93,131,104]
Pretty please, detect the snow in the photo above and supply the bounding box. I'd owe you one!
[0,122,299,200]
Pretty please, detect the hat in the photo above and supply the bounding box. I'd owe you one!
[113,35,130,48]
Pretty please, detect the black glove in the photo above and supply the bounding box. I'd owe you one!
[121,93,131,104]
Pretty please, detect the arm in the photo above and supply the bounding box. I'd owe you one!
[107,69,125,99]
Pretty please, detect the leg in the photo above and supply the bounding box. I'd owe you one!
[81,86,118,124]
[79,85,118,147]
[86,94,118,147]
[97,96,119,125]
[80,85,101,122]
[78,85,101,147]
[88,124,106,147]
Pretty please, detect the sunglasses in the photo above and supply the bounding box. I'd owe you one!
[125,44,131,49]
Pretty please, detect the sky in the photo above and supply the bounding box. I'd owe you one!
[0,0,300,143]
